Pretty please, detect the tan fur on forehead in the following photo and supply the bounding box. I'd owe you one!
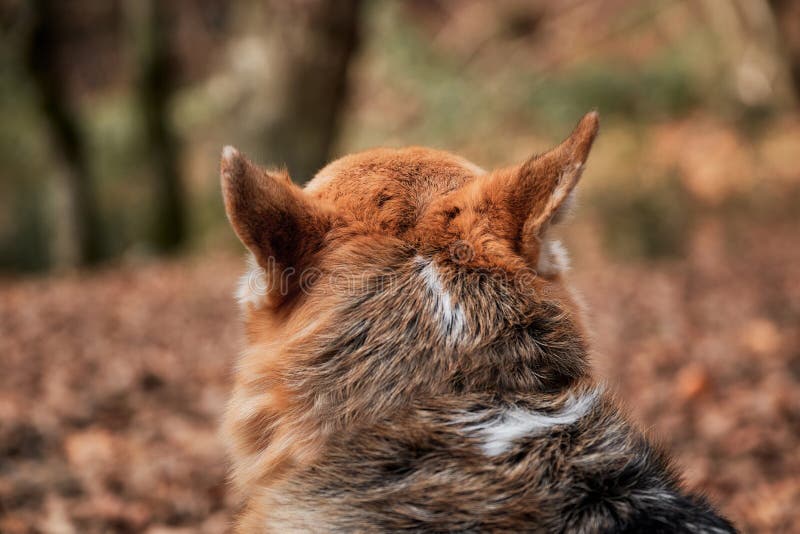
[305,147,483,235]
[299,115,597,274]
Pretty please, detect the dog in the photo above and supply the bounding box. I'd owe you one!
[219,112,736,533]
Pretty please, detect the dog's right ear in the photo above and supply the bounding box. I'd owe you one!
[220,146,333,290]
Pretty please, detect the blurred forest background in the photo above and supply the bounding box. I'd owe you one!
[1,0,799,532]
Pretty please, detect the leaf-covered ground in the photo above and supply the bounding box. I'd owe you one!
[1,221,799,533]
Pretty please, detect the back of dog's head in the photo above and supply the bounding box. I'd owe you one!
[220,112,599,488]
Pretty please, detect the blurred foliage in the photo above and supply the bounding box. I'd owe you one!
[525,55,700,125]
[592,173,694,260]
[0,54,53,270]
[1,0,799,271]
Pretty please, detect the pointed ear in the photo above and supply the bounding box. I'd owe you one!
[220,146,333,279]
[491,112,599,257]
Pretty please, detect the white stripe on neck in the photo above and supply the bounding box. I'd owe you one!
[466,390,598,456]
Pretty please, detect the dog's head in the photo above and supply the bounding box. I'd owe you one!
[221,111,598,405]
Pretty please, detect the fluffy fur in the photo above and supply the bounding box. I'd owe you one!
[219,112,736,533]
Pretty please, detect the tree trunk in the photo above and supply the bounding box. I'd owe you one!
[769,0,800,102]
[130,0,186,253]
[26,0,104,268]
[256,0,363,183]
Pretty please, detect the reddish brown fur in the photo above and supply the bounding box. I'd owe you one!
[219,113,734,533]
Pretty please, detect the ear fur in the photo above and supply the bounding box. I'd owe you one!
[494,111,599,260]
[220,146,332,287]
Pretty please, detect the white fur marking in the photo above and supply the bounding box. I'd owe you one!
[417,257,466,339]
[549,240,570,271]
[236,255,267,309]
[468,391,597,456]
[222,145,239,162]
[537,239,571,276]
[304,171,334,194]
[235,391,274,421]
